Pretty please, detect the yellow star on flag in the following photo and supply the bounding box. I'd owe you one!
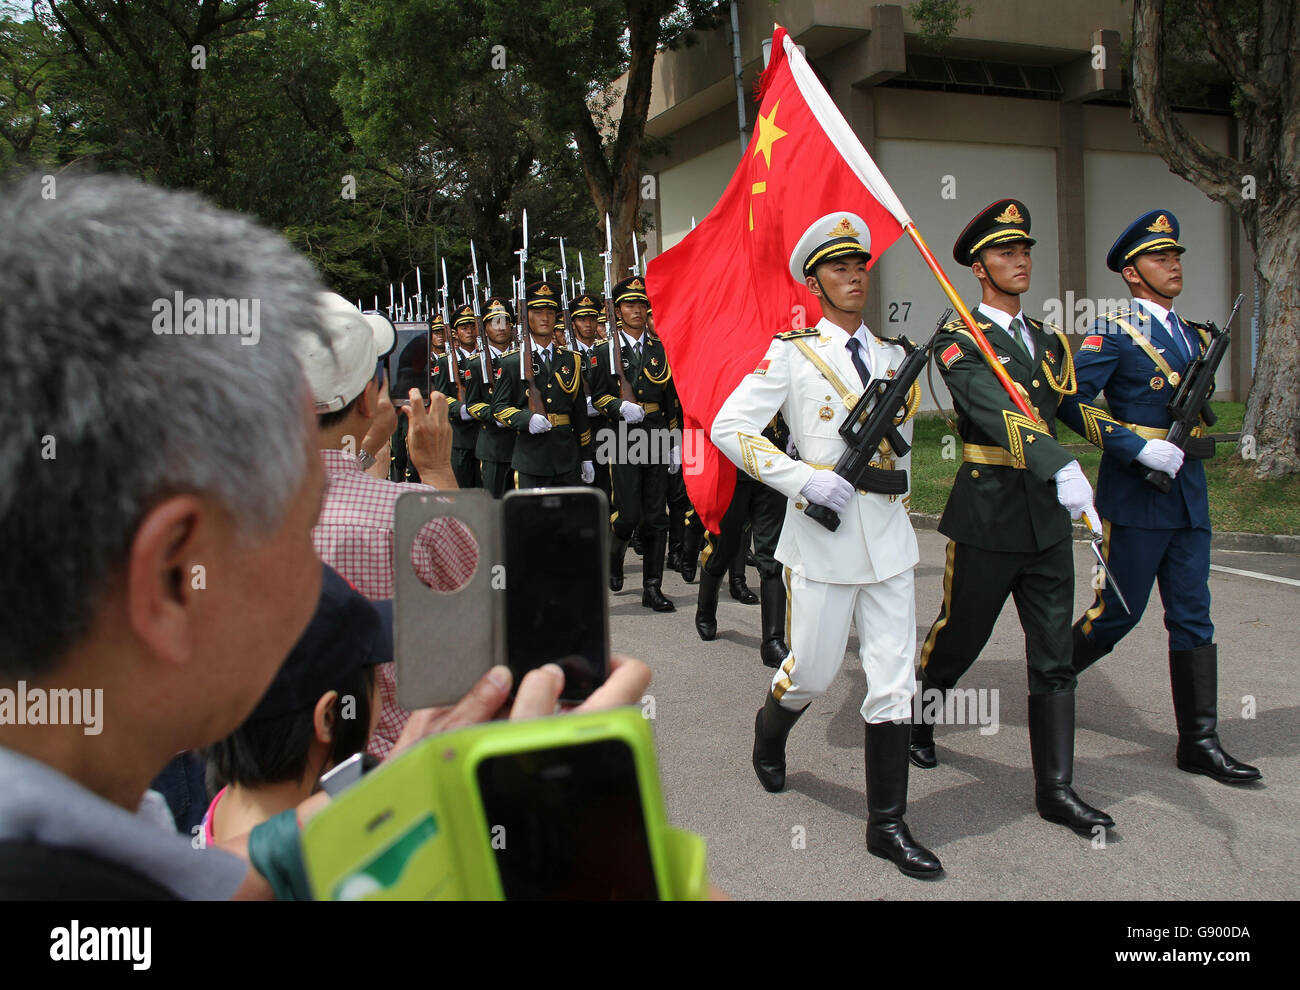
[752,100,787,170]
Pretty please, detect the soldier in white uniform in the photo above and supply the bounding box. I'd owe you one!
[711,213,941,879]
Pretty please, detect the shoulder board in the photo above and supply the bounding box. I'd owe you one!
[879,334,906,347]
[1035,318,1067,336]
[775,327,820,340]
[1098,308,1132,322]
[502,348,520,358]
[1184,318,1210,331]
[941,318,965,332]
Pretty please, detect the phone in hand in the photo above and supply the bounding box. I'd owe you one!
[502,488,610,703]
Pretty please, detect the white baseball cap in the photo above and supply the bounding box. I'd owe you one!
[296,292,397,413]
[788,212,872,287]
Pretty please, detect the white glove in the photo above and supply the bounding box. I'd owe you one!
[668,445,681,475]
[459,406,472,422]
[580,460,595,484]
[620,400,645,424]
[1136,438,1184,477]
[586,396,598,417]
[800,469,854,512]
[1052,460,1094,519]
[528,414,552,434]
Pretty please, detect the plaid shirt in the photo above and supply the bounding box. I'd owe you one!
[312,449,477,759]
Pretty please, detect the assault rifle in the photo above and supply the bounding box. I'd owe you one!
[1144,293,1243,493]
[805,309,950,532]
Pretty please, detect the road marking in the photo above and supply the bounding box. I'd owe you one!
[1210,564,1300,588]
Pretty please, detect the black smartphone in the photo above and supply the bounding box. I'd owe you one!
[502,488,609,703]
[475,737,660,900]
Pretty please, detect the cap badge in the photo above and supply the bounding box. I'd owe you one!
[827,217,860,238]
[1147,214,1175,234]
[537,284,554,295]
[994,203,1024,225]
[630,278,644,290]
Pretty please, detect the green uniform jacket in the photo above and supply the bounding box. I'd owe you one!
[587,332,683,441]
[466,348,516,464]
[491,345,594,475]
[431,347,483,451]
[934,309,1077,553]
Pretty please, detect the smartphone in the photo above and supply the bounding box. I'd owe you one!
[475,735,660,900]
[502,488,609,703]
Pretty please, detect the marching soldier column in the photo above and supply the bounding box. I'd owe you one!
[465,295,518,497]
[433,305,485,489]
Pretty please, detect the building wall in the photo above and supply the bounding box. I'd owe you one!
[658,141,741,252]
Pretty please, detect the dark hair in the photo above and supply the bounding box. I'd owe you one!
[203,664,375,792]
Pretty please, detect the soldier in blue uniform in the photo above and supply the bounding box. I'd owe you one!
[1057,210,1261,785]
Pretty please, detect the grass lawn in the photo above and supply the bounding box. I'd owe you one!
[909,401,1300,535]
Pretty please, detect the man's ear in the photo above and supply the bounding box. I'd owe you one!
[803,274,822,298]
[355,379,378,419]
[1121,264,1142,289]
[313,690,339,744]
[124,494,213,667]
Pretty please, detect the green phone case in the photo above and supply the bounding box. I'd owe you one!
[301,706,708,901]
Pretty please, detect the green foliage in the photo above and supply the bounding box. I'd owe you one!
[906,0,974,49]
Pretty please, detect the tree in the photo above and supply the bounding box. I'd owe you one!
[1129,0,1299,479]
[334,0,726,277]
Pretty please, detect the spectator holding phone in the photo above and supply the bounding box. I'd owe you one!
[297,292,470,759]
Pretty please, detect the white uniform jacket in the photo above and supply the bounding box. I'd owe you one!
[712,318,919,586]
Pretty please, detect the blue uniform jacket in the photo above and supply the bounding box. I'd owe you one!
[1056,305,1211,531]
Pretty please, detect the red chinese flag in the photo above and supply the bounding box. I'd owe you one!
[647,25,914,531]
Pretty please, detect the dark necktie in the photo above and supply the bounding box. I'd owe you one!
[847,337,871,387]
[1167,313,1191,365]
[1007,317,1032,362]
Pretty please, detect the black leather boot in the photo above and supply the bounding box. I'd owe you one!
[609,534,628,593]
[729,545,757,604]
[631,526,644,557]
[909,679,942,770]
[752,691,806,792]
[864,721,944,879]
[758,574,789,668]
[666,513,684,572]
[694,566,722,640]
[1170,644,1261,784]
[641,530,675,612]
[679,521,703,583]
[1071,621,1112,676]
[1028,691,1115,833]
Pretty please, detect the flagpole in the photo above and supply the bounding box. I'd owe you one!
[902,223,1045,428]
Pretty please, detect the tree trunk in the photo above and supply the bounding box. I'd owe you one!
[1241,206,1300,478]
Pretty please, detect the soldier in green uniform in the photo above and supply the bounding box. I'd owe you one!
[589,276,684,612]
[695,413,791,666]
[464,295,517,497]
[568,291,613,502]
[911,199,1114,835]
[490,280,595,489]
[431,304,483,489]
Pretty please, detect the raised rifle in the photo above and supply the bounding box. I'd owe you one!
[468,241,492,389]
[440,258,463,404]
[1144,293,1243,493]
[511,218,545,416]
[559,237,571,328]
[602,213,635,402]
[804,309,951,532]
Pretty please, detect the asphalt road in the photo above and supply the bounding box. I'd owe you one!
[611,529,1297,900]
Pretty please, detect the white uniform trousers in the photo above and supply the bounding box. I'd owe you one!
[770,565,917,723]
